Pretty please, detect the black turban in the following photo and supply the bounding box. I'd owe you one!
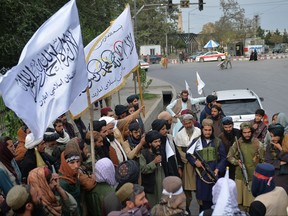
[43,132,60,142]
[145,130,162,143]
[268,123,284,137]
[115,105,128,116]
[115,160,140,187]
[151,119,167,131]
[92,120,106,132]
[128,121,140,132]
[222,116,233,125]
[206,95,217,104]
[126,94,139,103]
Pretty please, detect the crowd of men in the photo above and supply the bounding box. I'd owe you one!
[0,90,288,216]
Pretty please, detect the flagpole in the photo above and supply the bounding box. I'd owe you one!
[86,87,96,174]
[136,67,145,118]
[202,89,206,97]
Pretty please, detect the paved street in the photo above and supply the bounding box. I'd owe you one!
[148,58,288,120]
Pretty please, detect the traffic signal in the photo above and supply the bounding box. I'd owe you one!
[199,0,203,11]
[180,0,189,8]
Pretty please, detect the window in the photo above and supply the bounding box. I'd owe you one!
[218,99,261,116]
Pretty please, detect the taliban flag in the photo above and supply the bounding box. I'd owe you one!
[69,5,139,117]
[0,0,87,142]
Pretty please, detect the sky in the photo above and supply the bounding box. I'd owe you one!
[175,0,288,34]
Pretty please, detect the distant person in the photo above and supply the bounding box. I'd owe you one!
[164,56,168,69]
[250,109,268,143]
[166,89,205,136]
[199,95,218,124]
[179,52,184,64]
[225,52,232,69]
[253,49,258,61]
[249,50,254,61]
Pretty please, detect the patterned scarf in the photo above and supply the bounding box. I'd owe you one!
[59,152,78,185]
[28,167,62,216]
[127,135,140,149]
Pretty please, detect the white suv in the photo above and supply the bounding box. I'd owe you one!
[212,89,268,129]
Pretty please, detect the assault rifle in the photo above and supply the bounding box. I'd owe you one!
[235,136,250,191]
[194,150,218,184]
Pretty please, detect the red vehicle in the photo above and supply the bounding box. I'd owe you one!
[195,51,225,62]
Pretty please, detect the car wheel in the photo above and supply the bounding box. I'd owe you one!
[200,58,204,62]
[217,57,222,61]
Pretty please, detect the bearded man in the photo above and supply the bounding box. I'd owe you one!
[151,119,183,178]
[186,119,226,213]
[166,90,205,137]
[127,94,145,133]
[174,114,201,214]
[218,116,241,179]
[122,122,145,160]
[227,122,265,211]
[99,117,127,166]
[209,104,225,137]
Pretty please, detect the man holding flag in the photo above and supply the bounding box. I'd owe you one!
[166,89,205,137]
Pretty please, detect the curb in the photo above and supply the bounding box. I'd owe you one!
[169,54,288,63]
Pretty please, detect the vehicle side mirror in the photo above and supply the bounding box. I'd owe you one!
[260,97,264,102]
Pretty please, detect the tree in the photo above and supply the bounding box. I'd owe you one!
[269,33,283,45]
[256,26,265,39]
[264,31,272,45]
[283,29,288,43]
[213,0,249,45]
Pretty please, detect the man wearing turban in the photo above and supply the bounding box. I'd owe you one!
[227,122,265,210]
[265,123,288,193]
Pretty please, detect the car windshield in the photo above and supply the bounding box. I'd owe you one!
[218,99,261,116]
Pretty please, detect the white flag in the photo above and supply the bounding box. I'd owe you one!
[185,80,192,97]
[165,140,175,161]
[212,169,231,216]
[0,0,87,141]
[70,5,138,117]
[187,138,203,155]
[196,72,205,95]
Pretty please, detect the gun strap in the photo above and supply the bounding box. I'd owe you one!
[195,167,215,184]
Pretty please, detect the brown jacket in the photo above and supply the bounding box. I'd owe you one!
[15,127,28,162]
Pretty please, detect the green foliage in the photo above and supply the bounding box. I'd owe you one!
[141,93,158,100]
[0,97,23,138]
[256,26,265,39]
[139,68,152,92]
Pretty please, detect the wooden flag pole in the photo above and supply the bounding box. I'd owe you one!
[86,88,96,174]
[136,67,145,118]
